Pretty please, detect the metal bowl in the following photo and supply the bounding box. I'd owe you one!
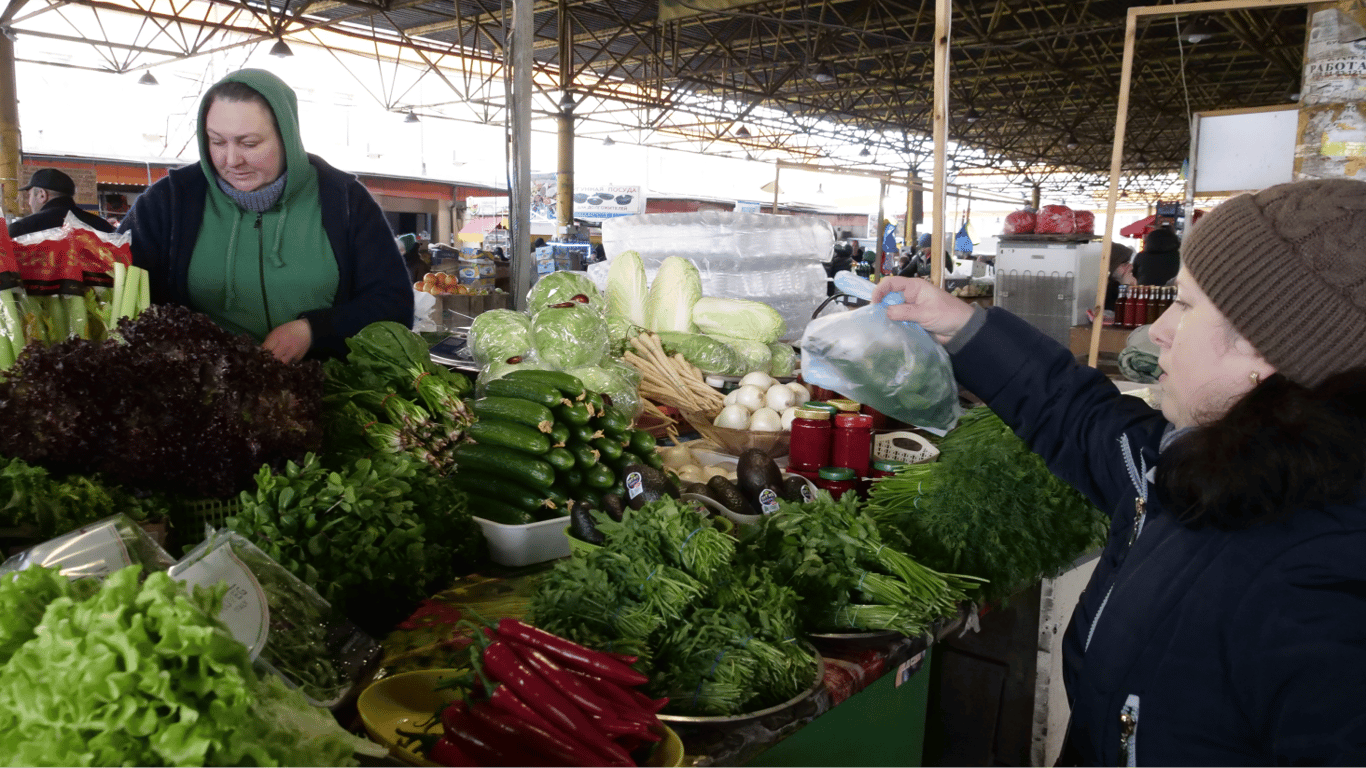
[805,629,906,653]
[658,644,824,728]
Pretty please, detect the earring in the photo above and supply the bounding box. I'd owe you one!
[1249,371,1261,386]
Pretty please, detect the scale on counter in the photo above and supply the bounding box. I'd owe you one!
[426,328,480,374]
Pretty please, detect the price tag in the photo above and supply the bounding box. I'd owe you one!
[895,651,926,687]
[173,546,270,660]
[23,521,132,579]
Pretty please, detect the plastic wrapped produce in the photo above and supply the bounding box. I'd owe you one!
[655,330,746,376]
[1074,209,1096,233]
[1003,210,1037,234]
[710,333,772,373]
[532,304,609,369]
[1035,205,1076,234]
[468,308,535,366]
[768,343,798,377]
[525,271,606,317]
[601,212,832,342]
[0,514,174,579]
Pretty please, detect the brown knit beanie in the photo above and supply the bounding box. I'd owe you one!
[1182,178,1366,387]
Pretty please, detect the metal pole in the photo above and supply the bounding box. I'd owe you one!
[555,0,574,239]
[509,0,533,309]
[930,0,950,287]
[875,175,887,275]
[0,31,20,219]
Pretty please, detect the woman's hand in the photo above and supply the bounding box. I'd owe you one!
[871,276,977,345]
[262,318,312,363]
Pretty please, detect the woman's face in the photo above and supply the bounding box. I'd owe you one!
[1148,266,1275,428]
[204,97,285,193]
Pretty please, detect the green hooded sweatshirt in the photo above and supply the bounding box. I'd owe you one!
[186,69,339,342]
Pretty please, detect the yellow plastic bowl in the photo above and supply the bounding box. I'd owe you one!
[356,669,464,767]
[648,724,686,767]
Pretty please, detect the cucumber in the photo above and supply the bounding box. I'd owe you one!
[643,449,665,471]
[627,429,657,456]
[559,468,584,488]
[451,474,551,513]
[452,443,556,489]
[467,493,534,526]
[532,503,569,521]
[596,412,631,437]
[485,378,561,408]
[571,423,603,445]
[585,463,615,490]
[471,397,555,433]
[556,401,593,426]
[592,437,624,462]
[467,419,551,455]
[543,447,575,472]
[584,391,605,418]
[569,442,600,469]
[543,485,573,512]
[505,369,586,400]
[576,487,603,508]
[548,422,571,447]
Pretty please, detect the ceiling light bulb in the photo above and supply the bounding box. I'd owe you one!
[859,146,871,157]
[964,108,981,124]
[405,111,420,123]
[137,71,159,86]
[1066,134,1080,150]
[603,136,616,146]
[269,39,293,58]
[736,125,751,138]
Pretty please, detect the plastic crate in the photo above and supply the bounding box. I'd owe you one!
[872,431,940,465]
[180,498,242,547]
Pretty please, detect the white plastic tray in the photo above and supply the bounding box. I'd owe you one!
[473,516,571,567]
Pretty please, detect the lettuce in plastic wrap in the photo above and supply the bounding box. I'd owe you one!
[468,308,535,367]
[533,304,608,370]
[691,296,787,344]
[607,250,648,326]
[0,566,380,766]
[526,272,605,317]
[655,331,746,376]
[709,333,773,374]
[768,343,798,377]
[644,256,701,333]
[567,365,642,420]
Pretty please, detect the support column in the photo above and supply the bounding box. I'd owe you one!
[509,0,534,309]
[556,0,574,238]
[0,30,21,219]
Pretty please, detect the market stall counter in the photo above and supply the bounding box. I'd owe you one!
[365,565,966,766]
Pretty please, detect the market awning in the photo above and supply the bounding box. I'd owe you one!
[456,216,506,243]
[1119,210,1205,239]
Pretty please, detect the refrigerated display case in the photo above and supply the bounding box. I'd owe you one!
[994,237,1102,346]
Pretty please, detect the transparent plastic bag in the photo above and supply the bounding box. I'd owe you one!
[468,308,535,367]
[0,513,175,579]
[169,530,381,709]
[801,273,962,434]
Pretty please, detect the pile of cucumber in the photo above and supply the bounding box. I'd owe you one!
[453,369,665,525]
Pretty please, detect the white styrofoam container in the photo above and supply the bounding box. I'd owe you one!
[473,516,571,567]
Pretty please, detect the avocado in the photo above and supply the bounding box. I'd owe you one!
[569,502,605,544]
[682,482,710,497]
[622,464,670,510]
[601,493,626,523]
[737,449,785,515]
[706,476,755,517]
[782,475,813,503]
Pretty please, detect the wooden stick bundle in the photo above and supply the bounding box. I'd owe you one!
[624,332,725,414]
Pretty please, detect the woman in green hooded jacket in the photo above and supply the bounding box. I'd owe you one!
[120,68,413,362]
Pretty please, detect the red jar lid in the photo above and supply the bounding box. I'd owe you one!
[834,413,874,428]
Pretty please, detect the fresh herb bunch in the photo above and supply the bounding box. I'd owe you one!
[868,406,1108,604]
[322,322,474,473]
[0,566,381,766]
[740,492,978,636]
[0,453,169,537]
[528,499,816,717]
[227,451,484,635]
[0,304,323,499]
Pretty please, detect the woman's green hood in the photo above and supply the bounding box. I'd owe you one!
[196,68,316,203]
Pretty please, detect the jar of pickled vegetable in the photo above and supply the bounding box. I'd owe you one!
[817,467,858,499]
[869,459,909,479]
[788,407,833,474]
[832,413,874,478]
[827,398,862,413]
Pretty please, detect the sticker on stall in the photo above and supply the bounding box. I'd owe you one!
[896,651,926,687]
[22,521,132,579]
[172,545,270,661]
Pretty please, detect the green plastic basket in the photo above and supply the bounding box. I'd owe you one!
[179,498,242,548]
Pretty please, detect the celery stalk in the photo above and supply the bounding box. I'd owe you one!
[135,267,150,317]
[117,266,139,321]
[0,288,24,353]
[111,262,127,320]
[0,331,14,369]
[66,293,88,340]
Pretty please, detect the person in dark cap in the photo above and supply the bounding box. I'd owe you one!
[872,178,1366,765]
[9,168,116,237]
[1130,225,1181,286]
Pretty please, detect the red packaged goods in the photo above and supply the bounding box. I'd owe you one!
[1074,210,1095,233]
[1003,210,1036,234]
[1036,204,1076,234]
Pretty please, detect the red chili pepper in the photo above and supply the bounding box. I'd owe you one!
[590,711,661,740]
[562,665,647,715]
[626,687,670,714]
[428,736,477,767]
[482,641,633,766]
[488,684,607,766]
[441,701,543,766]
[603,651,639,665]
[469,698,597,767]
[508,640,623,723]
[497,618,649,686]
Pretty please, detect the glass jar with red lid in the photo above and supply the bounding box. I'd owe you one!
[832,412,874,478]
[788,407,833,474]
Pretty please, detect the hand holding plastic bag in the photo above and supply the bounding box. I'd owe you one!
[801,273,962,433]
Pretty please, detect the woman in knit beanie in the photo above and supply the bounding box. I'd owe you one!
[869,178,1366,766]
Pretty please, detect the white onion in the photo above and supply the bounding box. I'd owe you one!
[676,465,704,483]
[701,465,730,481]
[765,384,798,412]
[660,444,695,468]
[714,404,751,429]
[749,407,782,432]
[723,389,740,407]
[739,371,775,391]
[780,406,799,431]
[787,382,811,403]
[732,385,766,412]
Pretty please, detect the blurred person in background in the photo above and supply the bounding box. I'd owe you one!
[10,168,116,237]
